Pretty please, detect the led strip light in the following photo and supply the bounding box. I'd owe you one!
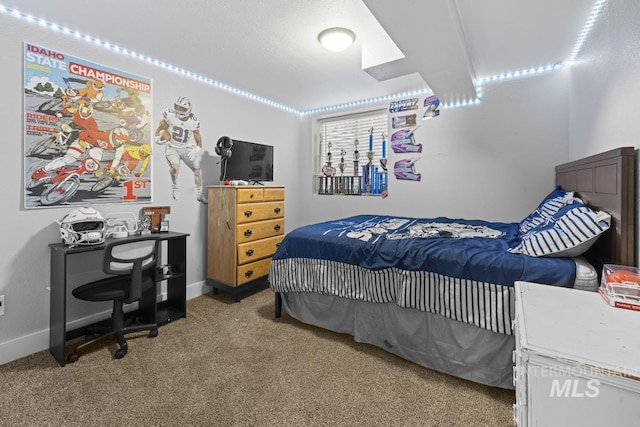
[0,5,298,114]
[1,0,607,116]
[309,0,607,114]
[567,0,608,63]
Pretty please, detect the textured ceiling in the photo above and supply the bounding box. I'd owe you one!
[5,0,598,112]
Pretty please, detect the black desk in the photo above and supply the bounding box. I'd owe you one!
[49,231,189,366]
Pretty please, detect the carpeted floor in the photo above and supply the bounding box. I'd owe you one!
[0,289,515,426]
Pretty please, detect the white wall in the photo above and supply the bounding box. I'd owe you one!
[569,0,640,159]
[568,0,640,262]
[0,13,300,364]
[296,70,571,228]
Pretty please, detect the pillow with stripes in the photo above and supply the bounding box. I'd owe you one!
[518,187,578,235]
[510,202,611,257]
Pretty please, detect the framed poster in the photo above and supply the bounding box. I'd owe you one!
[23,43,153,208]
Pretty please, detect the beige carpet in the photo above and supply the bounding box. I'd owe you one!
[0,290,515,426]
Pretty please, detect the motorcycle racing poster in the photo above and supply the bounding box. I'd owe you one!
[23,42,153,209]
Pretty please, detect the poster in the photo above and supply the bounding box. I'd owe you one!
[389,98,418,113]
[393,158,421,181]
[423,95,441,119]
[23,43,153,208]
[391,114,416,129]
[390,127,422,153]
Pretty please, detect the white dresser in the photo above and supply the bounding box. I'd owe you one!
[513,281,640,427]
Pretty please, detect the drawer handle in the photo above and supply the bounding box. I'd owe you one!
[274,224,281,231]
[244,229,253,237]
[250,193,254,199]
[244,210,253,218]
[245,249,254,257]
[245,270,253,278]
[274,207,281,214]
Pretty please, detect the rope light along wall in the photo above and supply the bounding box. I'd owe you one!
[568,0,608,63]
[0,4,298,114]
[304,88,432,115]
[303,0,608,114]
[1,0,607,115]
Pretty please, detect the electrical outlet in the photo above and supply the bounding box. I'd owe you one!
[0,295,4,316]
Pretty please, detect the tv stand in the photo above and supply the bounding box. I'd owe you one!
[250,181,264,186]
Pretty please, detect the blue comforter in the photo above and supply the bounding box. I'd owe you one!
[273,214,576,287]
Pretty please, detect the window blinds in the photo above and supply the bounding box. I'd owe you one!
[318,110,388,175]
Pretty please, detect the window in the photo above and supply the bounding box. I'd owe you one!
[316,109,388,195]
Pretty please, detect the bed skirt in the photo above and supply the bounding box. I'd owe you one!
[271,258,516,335]
[279,291,515,390]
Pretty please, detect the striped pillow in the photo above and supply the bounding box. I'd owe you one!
[510,203,611,257]
[518,187,576,235]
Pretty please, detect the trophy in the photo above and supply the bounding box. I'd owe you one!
[321,141,335,177]
[366,127,375,194]
[379,132,387,171]
[339,148,346,176]
[353,138,360,176]
[379,132,388,196]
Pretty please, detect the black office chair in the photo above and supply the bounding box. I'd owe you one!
[67,236,160,362]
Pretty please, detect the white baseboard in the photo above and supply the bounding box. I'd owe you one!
[0,281,212,366]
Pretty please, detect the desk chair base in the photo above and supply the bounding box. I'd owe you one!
[66,300,158,363]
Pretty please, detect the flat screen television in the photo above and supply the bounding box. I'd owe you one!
[221,139,274,184]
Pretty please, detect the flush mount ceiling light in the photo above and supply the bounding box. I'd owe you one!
[318,27,356,52]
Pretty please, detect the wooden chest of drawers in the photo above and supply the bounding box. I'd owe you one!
[207,186,284,301]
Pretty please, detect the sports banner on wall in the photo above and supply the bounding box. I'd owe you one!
[23,43,153,209]
[389,97,419,114]
[423,95,441,119]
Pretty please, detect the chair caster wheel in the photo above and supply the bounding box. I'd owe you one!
[66,353,79,363]
[148,328,158,338]
[114,348,127,359]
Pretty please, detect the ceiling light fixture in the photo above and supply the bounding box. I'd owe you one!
[318,27,356,52]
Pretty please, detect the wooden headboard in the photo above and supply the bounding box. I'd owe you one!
[556,147,636,274]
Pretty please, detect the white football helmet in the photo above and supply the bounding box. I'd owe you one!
[58,207,106,246]
[173,96,192,119]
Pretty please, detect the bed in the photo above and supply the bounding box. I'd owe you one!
[269,147,635,389]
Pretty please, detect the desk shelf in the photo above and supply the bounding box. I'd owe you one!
[49,231,190,366]
[156,301,186,325]
[157,272,186,282]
